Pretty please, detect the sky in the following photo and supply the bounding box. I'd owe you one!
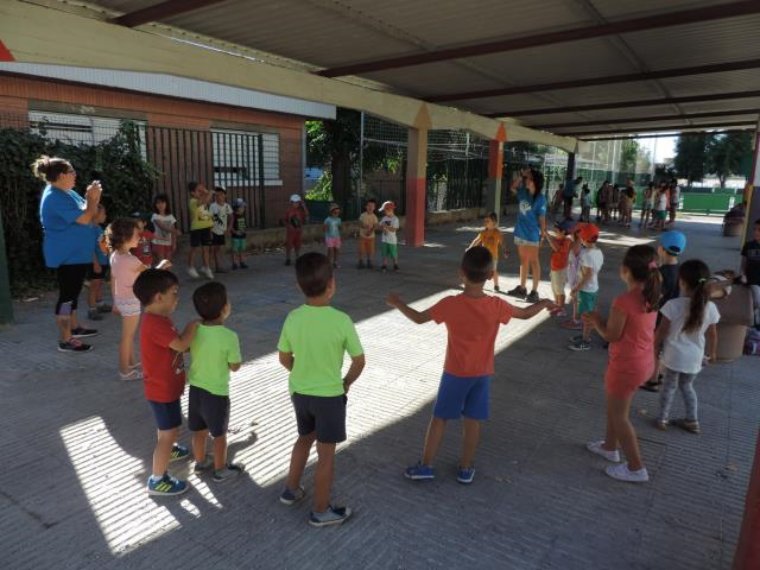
[636,135,677,163]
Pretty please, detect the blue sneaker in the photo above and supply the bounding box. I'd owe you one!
[404,462,435,480]
[147,473,188,496]
[457,466,476,485]
[309,505,352,527]
[169,444,190,462]
[279,486,306,505]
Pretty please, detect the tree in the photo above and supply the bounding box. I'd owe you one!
[620,139,639,175]
[705,132,752,188]
[673,134,707,186]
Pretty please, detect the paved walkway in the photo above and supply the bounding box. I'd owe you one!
[1,215,758,569]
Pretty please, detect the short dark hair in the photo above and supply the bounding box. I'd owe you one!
[366,198,377,205]
[193,282,228,321]
[486,211,498,222]
[188,181,200,193]
[295,252,333,297]
[106,218,140,252]
[461,246,492,284]
[153,193,171,215]
[133,269,179,306]
[214,186,226,194]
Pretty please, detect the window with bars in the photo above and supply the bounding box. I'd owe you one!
[211,128,281,189]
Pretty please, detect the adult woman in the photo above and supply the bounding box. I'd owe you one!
[507,167,547,303]
[35,155,102,352]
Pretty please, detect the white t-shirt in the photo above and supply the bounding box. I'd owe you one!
[151,214,176,246]
[209,202,234,235]
[579,247,604,293]
[661,297,720,374]
[380,215,400,244]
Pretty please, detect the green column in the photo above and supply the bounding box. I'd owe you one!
[0,204,15,324]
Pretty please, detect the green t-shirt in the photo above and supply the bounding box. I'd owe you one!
[277,305,363,397]
[189,197,213,231]
[189,324,242,396]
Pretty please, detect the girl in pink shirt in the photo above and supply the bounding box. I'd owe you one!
[583,244,661,484]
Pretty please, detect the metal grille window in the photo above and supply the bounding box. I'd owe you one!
[211,128,281,187]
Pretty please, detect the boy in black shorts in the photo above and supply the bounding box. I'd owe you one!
[188,282,244,483]
[277,252,365,526]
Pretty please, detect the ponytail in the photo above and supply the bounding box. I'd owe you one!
[31,155,73,183]
[679,259,711,333]
[622,244,661,312]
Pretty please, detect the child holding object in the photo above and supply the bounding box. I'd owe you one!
[468,212,506,291]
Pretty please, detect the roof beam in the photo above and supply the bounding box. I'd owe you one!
[488,90,760,118]
[563,121,757,138]
[427,59,760,103]
[580,129,753,142]
[318,1,760,78]
[536,109,759,130]
[110,0,227,28]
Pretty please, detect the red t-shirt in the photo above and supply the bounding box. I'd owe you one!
[140,313,186,403]
[607,289,657,383]
[550,236,571,271]
[131,230,155,267]
[284,206,306,233]
[429,294,512,377]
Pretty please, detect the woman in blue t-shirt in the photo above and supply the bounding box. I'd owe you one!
[35,155,103,353]
[507,167,547,303]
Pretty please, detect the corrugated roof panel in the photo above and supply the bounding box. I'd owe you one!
[679,98,760,114]
[365,62,504,96]
[662,69,760,96]
[590,0,739,20]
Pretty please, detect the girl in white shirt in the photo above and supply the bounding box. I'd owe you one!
[653,260,720,434]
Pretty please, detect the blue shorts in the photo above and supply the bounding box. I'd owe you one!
[147,399,182,431]
[433,372,491,420]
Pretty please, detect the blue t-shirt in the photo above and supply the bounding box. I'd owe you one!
[324,216,341,238]
[92,225,109,266]
[39,185,94,268]
[514,186,547,243]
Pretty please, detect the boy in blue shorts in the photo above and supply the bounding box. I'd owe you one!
[278,252,365,526]
[387,246,553,484]
[189,282,244,483]
[134,269,199,496]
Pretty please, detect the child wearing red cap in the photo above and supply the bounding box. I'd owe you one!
[568,223,603,351]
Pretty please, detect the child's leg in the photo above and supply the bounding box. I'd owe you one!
[212,434,228,470]
[192,429,208,463]
[119,314,140,373]
[460,418,481,469]
[313,441,336,512]
[557,293,565,307]
[607,393,644,470]
[285,432,317,491]
[88,278,101,309]
[421,417,447,465]
[517,246,528,288]
[334,246,340,265]
[201,245,211,269]
[211,244,220,269]
[493,269,500,289]
[152,427,179,478]
[529,247,541,292]
[658,368,679,422]
[678,372,699,422]
[188,245,196,268]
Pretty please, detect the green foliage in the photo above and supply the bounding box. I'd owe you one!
[305,171,333,201]
[705,132,752,188]
[0,121,157,296]
[674,134,708,185]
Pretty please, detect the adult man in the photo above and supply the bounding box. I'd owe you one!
[563,176,583,220]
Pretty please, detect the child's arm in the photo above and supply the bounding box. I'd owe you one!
[545,234,560,252]
[468,235,482,249]
[386,293,432,324]
[571,266,592,297]
[92,252,101,274]
[279,351,294,371]
[705,323,718,363]
[583,306,627,343]
[343,353,366,394]
[229,362,242,372]
[509,299,555,319]
[652,316,670,356]
[168,320,200,352]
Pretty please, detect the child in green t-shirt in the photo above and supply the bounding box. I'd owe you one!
[188,282,244,483]
[277,252,365,527]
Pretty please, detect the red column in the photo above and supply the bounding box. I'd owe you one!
[734,429,760,570]
[405,127,428,247]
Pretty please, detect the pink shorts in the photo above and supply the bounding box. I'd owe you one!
[115,297,141,317]
[325,237,342,249]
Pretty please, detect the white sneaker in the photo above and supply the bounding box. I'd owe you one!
[605,462,649,483]
[585,441,621,463]
[201,266,214,279]
[187,267,200,279]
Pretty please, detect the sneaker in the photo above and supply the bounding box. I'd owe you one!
[655,419,668,431]
[96,303,112,313]
[393,264,400,272]
[188,267,200,279]
[201,266,214,279]
[605,463,649,483]
[146,473,188,496]
[404,462,435,480]
[526,290,540,303]
[71,326,98,338]
[585,441,621,463]
[193,456,213,473]
[212,463,244,483]
[232,263,239,270]
[560,319,583,330]
[670,418,701,434]
[87,308,104,321]
[357,260,365,269]
[240,262,249,269]
[568,339,591,351]
[169,444,190,463]
[506,285,527,299]
[309,505,352,527]
[119,369,142,381]
[569,334,584,343]
[456,465,476,484]
[279,485,306,505]
[58,338,92,353]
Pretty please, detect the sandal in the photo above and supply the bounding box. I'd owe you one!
[654,419,668,431]
[670,418,701,434]
[640,380,662,393]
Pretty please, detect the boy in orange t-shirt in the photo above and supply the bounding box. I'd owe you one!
[386,246,553,484]
[546,219,574,317]
[468,212,507,292]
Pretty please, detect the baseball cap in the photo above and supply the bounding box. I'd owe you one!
[578,223,600,243]
[233,198,245,207]
[556,219,576,233]
[329,203,340,213]
[289,194,302,203]
[660,230,686,255]
[381,200,396,211]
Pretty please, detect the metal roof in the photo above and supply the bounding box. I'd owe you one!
[11,0,760,139]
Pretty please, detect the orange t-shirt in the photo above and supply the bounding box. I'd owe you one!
[550,236,571,271]
[429,294,512,377]
[477,228,502,261]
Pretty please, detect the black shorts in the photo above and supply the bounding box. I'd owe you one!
[211,233,226,246]
[190,228,213,248]
[291,393,347,444]
[188,386,230,437]
[87,264,110,280]
[147,399,183,431]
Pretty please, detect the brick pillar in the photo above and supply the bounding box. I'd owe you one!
[487,139,504,220]
[734,429,760,570]
[405,127,428,247]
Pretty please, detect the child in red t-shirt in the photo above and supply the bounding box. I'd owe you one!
[134,269,199,496]
[130,215,155,267]
[283,194,308,266]
[546,220,574,317]
[387,246,554,484]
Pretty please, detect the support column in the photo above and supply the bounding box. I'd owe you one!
[487,139,504,219]
[743,126,760,244]
[564,152,577,220]
[405,127,428,247]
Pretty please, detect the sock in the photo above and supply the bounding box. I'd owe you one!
[149,474,164,483]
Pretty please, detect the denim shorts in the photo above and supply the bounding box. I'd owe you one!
[433,372,491,421]
[147,399,182,431]
[514,236,539,247]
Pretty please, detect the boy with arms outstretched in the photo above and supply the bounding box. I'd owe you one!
[387,246,553,484]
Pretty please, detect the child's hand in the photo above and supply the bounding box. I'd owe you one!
[156,259,172,270]
[541,299,558,312]
[386,292,402,308]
